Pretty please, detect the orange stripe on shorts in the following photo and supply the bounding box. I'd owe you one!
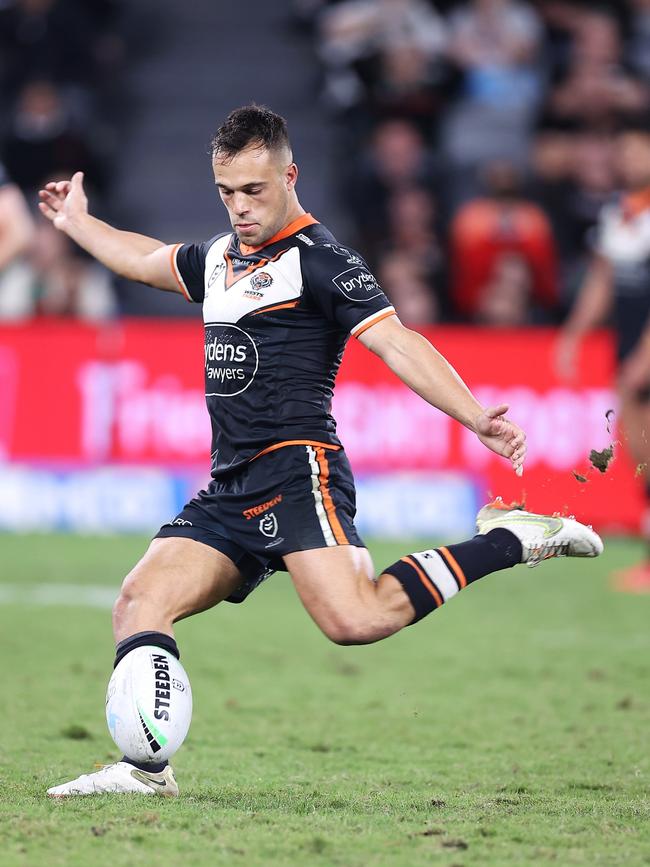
[315,446,348,545]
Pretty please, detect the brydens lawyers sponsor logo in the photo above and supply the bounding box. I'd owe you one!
[204,323,259,397]
[332,266,382,301]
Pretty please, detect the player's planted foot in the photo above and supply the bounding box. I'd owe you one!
[476,498,603,567]
[46,761,179,798]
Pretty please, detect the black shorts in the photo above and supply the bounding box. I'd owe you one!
[155,443,364,603]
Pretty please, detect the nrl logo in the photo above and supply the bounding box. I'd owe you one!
[250,271,273,291]
[259,512,278,538]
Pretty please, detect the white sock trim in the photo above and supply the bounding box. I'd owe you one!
[411,550,459,602]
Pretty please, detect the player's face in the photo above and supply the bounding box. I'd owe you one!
[616,132,650,191]
[213,145,298,247]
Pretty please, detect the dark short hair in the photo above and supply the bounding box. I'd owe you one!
[211,105,291,160]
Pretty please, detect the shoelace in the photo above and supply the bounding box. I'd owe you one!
[527,540,571,568]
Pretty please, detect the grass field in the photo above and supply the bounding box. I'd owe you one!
[1,534,649,867]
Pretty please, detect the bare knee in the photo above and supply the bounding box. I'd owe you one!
[319,612,393,646]
[112,568,146,635]
[112,560,173,639]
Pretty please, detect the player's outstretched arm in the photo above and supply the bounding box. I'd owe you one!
[359,315,526,475]
[555,254,613,382]
[38,172,180,293]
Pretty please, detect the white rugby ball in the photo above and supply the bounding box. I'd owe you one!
[105,646,192,763]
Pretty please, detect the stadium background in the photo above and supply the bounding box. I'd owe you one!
[0,0,645,537]
[1,4,650,865]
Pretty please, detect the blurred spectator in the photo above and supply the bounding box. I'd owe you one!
[366,39,454,126]
[379,250,439,324]
[317,0,449,120]
[442,0,543,185]
[0,0,126,99]
[548,10,649,125]
[531,127,616,305]
[2,80,108,197]
[474,252,533,325]
[562,131,616,283]
[449,160,559,319]
[0,0,94,93]
[447,0,543,106]
[530,126,575,229]
[629,0,650,82]
[386,187,443,271]
[0,161,35,318]
[345,118,438,258]
[0,221,117,320]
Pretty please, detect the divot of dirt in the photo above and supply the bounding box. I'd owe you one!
[589,444,615,474]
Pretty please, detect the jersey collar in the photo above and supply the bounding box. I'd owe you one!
[238,213,318,255]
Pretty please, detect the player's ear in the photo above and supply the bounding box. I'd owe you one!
[286,162,298,191]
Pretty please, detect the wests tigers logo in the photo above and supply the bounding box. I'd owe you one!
[250,271,273,291]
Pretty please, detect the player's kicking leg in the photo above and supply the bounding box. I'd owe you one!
[285,502,603,645]
[47,537,244,798]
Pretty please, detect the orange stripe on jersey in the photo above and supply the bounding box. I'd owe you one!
[251,439,341,462]
[239,213,319,255]
[401,556,443,608]
[438,546,467,589]
[351,308,396,338]
[250,300,300,316]
[170,243,192,301]
[315,446,348,544]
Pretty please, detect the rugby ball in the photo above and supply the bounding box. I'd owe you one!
[105,646,192,763]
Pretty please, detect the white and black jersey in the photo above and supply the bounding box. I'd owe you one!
[171,215,395,477]
[595,195,650,360]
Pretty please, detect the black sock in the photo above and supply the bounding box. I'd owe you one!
[113,630,180,669]
[384,529,523,624]
[121,756,168,773]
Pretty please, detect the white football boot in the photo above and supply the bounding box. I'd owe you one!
[476,498,603,567]
[47,762,179,798]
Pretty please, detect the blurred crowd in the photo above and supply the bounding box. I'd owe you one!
[0,0,131,320]
[297,0,650,326]
[1,0,649,325]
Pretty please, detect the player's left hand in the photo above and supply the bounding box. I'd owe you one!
[475,404,526,477]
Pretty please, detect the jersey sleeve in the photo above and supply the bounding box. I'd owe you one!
[172,241,210,303]
[591,202,619,259]
[302,243,395,337]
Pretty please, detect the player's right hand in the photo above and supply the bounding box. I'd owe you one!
[38,171,88,231]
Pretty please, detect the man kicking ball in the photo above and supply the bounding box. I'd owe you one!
[40,105,603,797]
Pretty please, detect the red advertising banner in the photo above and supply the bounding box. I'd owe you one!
[0,321,643,532]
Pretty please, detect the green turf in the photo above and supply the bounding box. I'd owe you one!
[1,534,649,867]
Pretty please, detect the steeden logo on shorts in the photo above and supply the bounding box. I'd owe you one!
[242,494,283,520]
